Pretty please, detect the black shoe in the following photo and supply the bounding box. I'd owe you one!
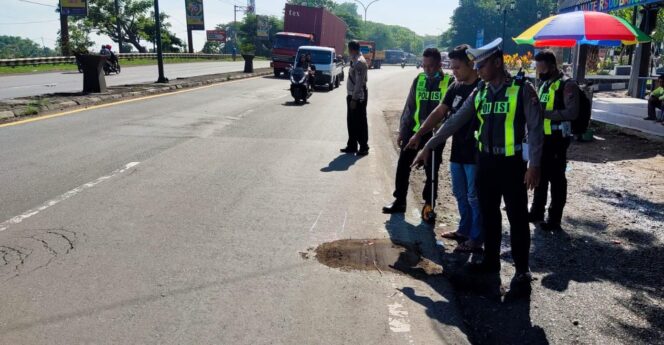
[356,148,369,156]
[340,147,357,154]
[540,221,563,232]
[468,261,500,274]
[382,201,406,214]
[644,117,656,121]
[512,270,534,284]
[528,212,544,224]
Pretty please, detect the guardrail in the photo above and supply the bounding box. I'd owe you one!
[0,53,234,67]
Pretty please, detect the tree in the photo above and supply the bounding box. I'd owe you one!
[444,0,557,54]
[84,0,183,53]
[331,3,363,39]
[0,36,57,58]
[57,17,94,54]
[140,12,185,52]
[202,41,223,54]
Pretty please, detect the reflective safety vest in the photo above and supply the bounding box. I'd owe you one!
[538,78,566,135]
[413,73,451,132]
[474,80,525,157]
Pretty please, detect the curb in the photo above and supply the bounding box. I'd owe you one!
[0,68,274,125]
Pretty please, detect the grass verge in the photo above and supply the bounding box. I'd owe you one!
[0,56,267,75]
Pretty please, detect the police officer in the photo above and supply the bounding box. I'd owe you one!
[382,48,453,223]
[529,50,580,232]
[341,41,369,156]
[413,39,543,282]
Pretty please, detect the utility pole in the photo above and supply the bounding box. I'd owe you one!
[153,0,167,83]
[115,0,123,53]
[352,0,381,22]
[233,5,247,51]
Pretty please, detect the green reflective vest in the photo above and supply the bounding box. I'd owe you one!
[413,73,451,132]
[474,80,523,157]
[538,79,564,135]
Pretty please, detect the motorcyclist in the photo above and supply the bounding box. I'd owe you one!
[298,54,316,91]
[106,45,118,65]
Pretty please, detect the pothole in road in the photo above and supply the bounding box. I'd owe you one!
[309,239,443,276]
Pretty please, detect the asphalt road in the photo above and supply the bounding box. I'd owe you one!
[0,66,469,344]
[0,60,270,100]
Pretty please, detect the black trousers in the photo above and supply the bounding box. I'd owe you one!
[478,153,530,273]
[648,96,662,120]
[393,133,444,205]
[531,134,571,225]
[346,93,369,151]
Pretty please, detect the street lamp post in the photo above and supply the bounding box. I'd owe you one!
[353,0,381,22]
[153,0,168,83]
[496,0,516,48]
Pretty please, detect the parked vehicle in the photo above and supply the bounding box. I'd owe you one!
[295,46,343,91]
[271,4,347,78]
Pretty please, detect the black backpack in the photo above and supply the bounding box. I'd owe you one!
[572,82,592,135]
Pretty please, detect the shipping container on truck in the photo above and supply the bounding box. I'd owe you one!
[270,4,347,77]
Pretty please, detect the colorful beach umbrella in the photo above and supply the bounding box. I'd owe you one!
[514,11,651,48]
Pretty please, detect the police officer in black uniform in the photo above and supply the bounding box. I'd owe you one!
[529,50,580,232]
[413,39,543,283]
[382,48,454,223]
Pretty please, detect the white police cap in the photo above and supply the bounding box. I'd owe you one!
[467,38,502,69]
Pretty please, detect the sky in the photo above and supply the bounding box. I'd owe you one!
[0,0,457,52]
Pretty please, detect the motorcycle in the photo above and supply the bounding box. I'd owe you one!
[401,61,406,69]
[289,67,312,104]
[103,58,121,75]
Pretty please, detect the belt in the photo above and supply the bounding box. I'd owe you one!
[481,144,522,155]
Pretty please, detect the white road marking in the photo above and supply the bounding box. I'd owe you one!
[338,211,348,239]
[0,162,140,232]
[308,211,322,233]
[388,302,412,333]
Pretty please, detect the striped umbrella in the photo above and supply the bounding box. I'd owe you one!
[514,11,651,48]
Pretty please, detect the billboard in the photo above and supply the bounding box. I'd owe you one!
[206,30,226,42]
[560,0,662,13]
[185,0,205,31]
[257,16,270,39]
[60,0,87,16]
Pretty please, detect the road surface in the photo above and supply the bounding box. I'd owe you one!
[0,60,270,100]
[0,66,469,344]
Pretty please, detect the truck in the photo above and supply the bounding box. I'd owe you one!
[385,49,405,64]
[271,4,348,78]
[358,41,383,69]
